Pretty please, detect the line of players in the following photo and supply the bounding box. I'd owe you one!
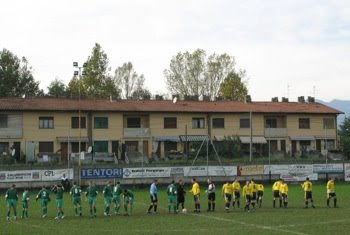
[4,177,338,220]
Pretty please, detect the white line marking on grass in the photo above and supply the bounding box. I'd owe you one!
[277,219,350,228]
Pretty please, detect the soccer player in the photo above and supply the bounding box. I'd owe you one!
[52,184,65,219]
[207,179,216,212]
[327,177,337,208]
[301,177,315,208]
[190,178,201,213]
[85,181,98,217]
[123,189,134,216]
[232,179,241,208]
[103,181,113,216]
[222,180,233,212]
[21,188,29,219]
[272,179,282,208]
[36,186,51,218]
[70,182,82,216]
[279,179,288,208]
[147,179,158,214]
[176,179,186,212]
[113,182,123,215]
[167,180,177,213]
[242,180,253,212]
[5,184,18,221]
[256,183,264,208]
[250,179,257,208]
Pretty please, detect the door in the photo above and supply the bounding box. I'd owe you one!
[61,143,68,161]
[316,140,321,152]
[280,140,286,153]
[143,140,149,158]
[292,141,297,157]
[112,141,119,158]
[13,142,21,162]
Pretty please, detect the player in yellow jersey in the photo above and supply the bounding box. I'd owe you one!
[327,177,337,208]
[272,179,282,208]
[222,181,233,212]
[232,179,241,208]
[242,180,253,212]
[256,183,264,208]
[301,177,315,208]
[279,179,288,208]
[250,179,257,208]
[190,178,201,213]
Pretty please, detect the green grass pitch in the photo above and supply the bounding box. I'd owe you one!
[1,183,349,235]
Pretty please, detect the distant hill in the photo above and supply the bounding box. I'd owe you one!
[318,99,349,126]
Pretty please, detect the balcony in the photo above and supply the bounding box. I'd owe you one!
[264,128,287,137]
[123,128,150,138]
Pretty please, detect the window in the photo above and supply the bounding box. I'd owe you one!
[94,117,108,129]
[39,117,54,129]
[71,117,86,129]
[212,118,225,129]
[71,142,86,153]
[165,142,177,152]
[265,118,277,128]
[0,114,8,128]
[164,117,177,129]
[0,142,9,153]
[94,141,108,152]
[125,141,139,152]
[323,118,335,129]
[192,118,205,129]
[299,118,310,129]
[269,140,278,152]
[325,140,335,150]
[39,142,54,153]
[240,118,250,128]
[127,117,141,128]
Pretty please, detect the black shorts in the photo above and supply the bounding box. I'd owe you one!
[150,194,158,203]
[245,195,252,203]
[224,194,232,202]
[273,190,280,198]
[252,192,257,200]
[234,192,240,199]
[257,191,264,197]
[193,195,200,202]
[305,191,312,200]
[208,192,215,201]
[281,193,288,199]
[328,192,336,198]
[177,196,185,203]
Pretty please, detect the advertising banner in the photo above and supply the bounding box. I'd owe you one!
[344,164,350,182]
[81,168,123,179]
[237,165,264,176]
[281,173,318,182]
[0,170,41,182]
[41,169,74,181]
[184,166,237,177]
[123,167,171,179]
[264,164,313,175]
[312,164,344,174]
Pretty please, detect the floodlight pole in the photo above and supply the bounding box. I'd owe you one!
[249,111,253,162]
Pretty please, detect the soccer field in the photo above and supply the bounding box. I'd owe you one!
[1,183,349,235]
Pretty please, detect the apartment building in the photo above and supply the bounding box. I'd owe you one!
[0,97,342,162]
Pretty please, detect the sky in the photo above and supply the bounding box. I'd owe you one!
[1,0,350,102]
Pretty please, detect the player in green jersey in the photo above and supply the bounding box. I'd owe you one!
[70,182,82,216]
[123,189,134,216]
[113,182,123,215]
[85,181,98,217]
[103,181,113,216]
[52,184,65,219]
[5,184,18,221]
[21,188,30,219]
[36,186,51,218]
[167,180,178,214]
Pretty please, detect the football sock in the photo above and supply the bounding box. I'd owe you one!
[208,202,211,211]
[237,201,240,208]
[279,200,282,207]
[213,203,215,211]
[22,210,25,218]
[198,204,200,211]
[148,205,153,212]
[75,208,78,215]
[327,199,330,207]
[7,210,10,217]
[90,208,93,216]
[233,201,236,207]
[273,200,275,208]
[154,205,157,212]
[25,210,28,218]
[334,199,337,207]
[93,207,96,215]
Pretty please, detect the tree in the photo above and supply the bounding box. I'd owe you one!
[218,71,248,101]
[339,117,350,159]
[47,78,67,97]
[114,62,147,99]
[0,48,43,97]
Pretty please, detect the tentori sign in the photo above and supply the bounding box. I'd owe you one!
[81,168,123,179]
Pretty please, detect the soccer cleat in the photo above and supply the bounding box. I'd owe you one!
[13,216,17,220]
[7,217,10,221]
[42,214,47,218]
[54,216,59,220]
[61,215,65,219]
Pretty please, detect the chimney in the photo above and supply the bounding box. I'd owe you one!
[282,97,289,102]
[155,95,163,100]
[245,95,252,103]
[307,96,315,103]
[271,97,279,102]
[298,96,305,103]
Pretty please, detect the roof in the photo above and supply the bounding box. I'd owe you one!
[0,97,343,114]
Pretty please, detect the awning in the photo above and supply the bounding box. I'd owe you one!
[240,136,267,144]
[153,136,180,142]
[57,137,89,142]
[314,136,336,140]
[179,135,209,142]
[290,136,315,141]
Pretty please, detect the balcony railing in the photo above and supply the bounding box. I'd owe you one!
[264,128,288,137]
[123,128,150,138]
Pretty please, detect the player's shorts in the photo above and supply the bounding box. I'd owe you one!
[252,192,257,200]
[150,194,158,203]
[7,199,17,207]
[234,192,240,200]
[124,197,133,204]
[88,197,96,206]
[104,197,112,205]
[245,195,252,203]
[112,196,121,204]
[281,193,288,199]
[73,197,81,206]
[305,191,312,200]
[56,199,63,209]
[168,196,176,204]
[208,192,215,201]
[193,195,200,202]
[22,201,28,209]
[41,199,49,207]
[273,190,280,198]
[224,194,232,202]
[177,196,185,203]
[328,192,336,198]
[257,191,264,197]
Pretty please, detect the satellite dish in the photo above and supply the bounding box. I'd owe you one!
[11,149,15,157]
[88,146,92,153]
[172,97,178,104]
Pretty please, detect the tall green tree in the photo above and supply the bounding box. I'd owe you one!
[339,117,350,159]
[47,78,67,97]
[0,48,43,97]
[218,71,248,101]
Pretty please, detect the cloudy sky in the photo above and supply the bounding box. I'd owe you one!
[1,0,350,101]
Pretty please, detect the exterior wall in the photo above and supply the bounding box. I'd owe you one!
[0,112,23,139]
